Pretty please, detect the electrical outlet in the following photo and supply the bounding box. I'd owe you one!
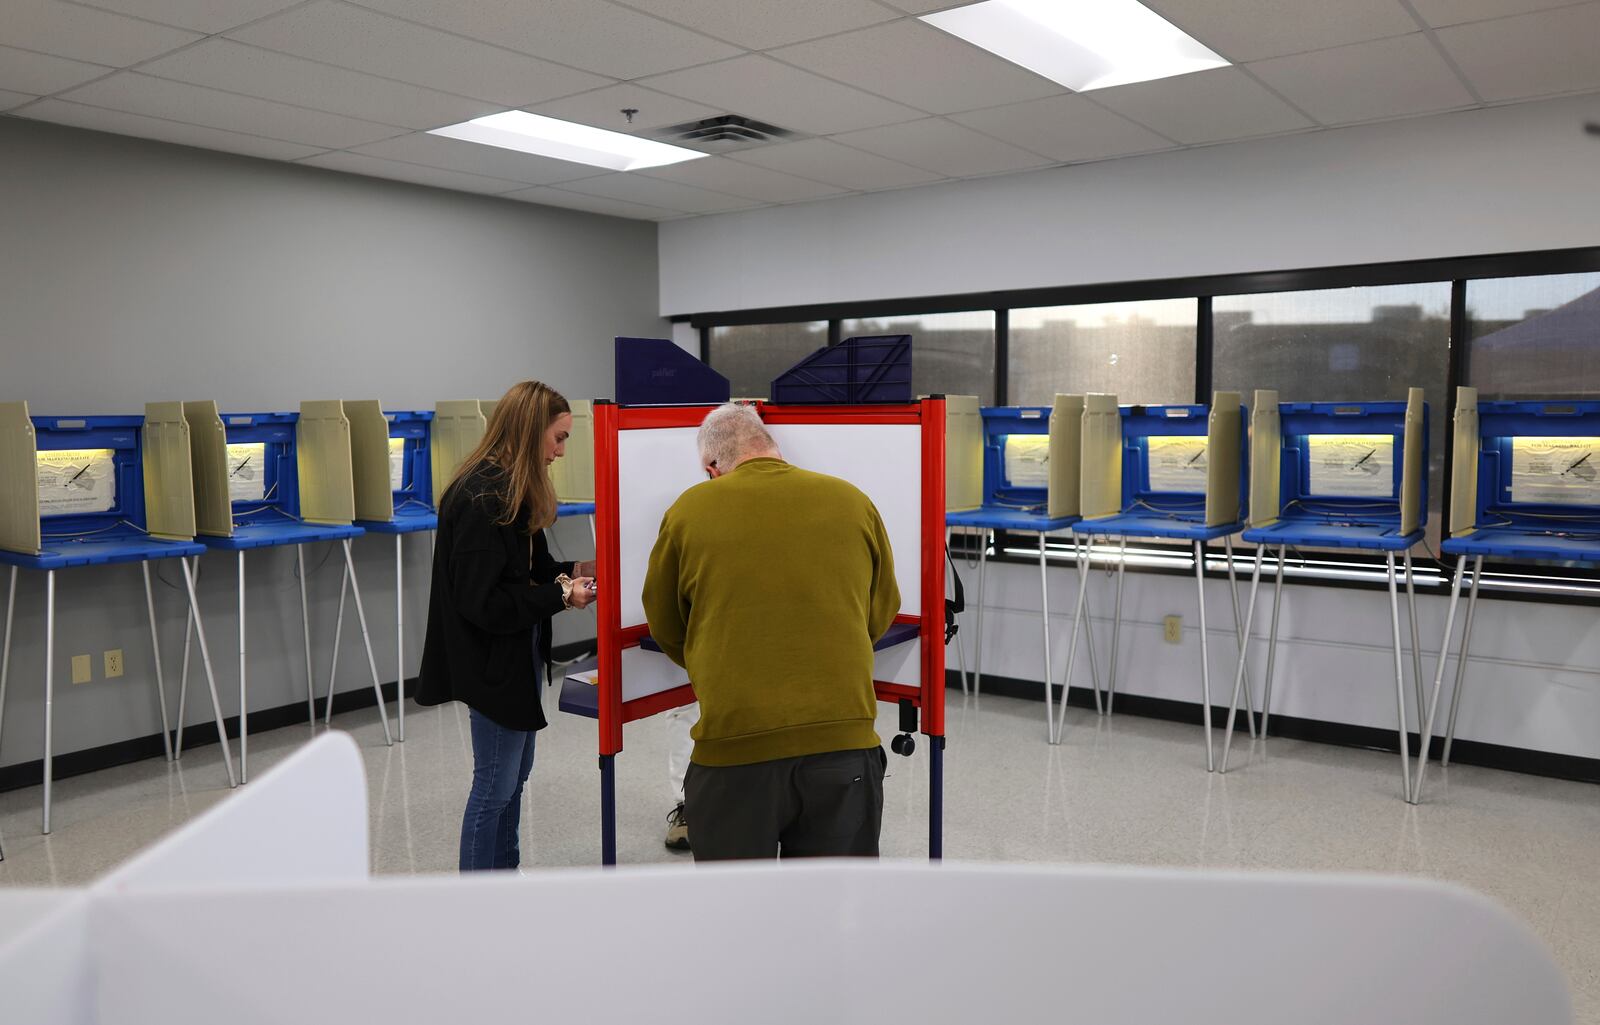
[104,649,124,679]
[71,654,93,684]
[1163,615,1183,644]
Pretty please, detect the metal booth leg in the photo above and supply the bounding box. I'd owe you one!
[1079,537,1102,710]
[43,571,56,833]
[946,529,969,696]
[1384,552,1414,801]
[341,539,394,746]
[1443,556,1483,767]
[1413,555,1467,804]
[1220,545,1264,774]
[973,530,988,695]
[1404,550,1424,727]
[600,754,617,867]
[1038,531,1055,743]
[1223,536,1258,739]
[1193,542,1215,772]
[929,735,944,861]
[396,534,405,743]
[141,563,174,762]
[238,550,248,784]
[0,566,17,762]
[1106,536,1126,715]
[175,557,202,758]
[180,557,237,790]
[1260,547,1286,738]
[323,559,350,725]
[1053,535,1095,743]
[298,546,315,727]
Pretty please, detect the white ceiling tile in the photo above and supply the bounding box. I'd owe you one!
[729,137,944,190]
[1249,33,1476,125]
[610,0,899,50]
[830,117,1052,177]
[0,44,110,95]
[300,150,528,194]
[638,156,847,203]
[16,97,327,159]
[227,2,610,107]
[349,132,607,185]
[1092,67,1312,144]
[770,19,1064,115]
[1436,2,1600,100]
[0,0,200,66]
[950,95,1176,163]
[58,72,406,148]
[139,39,499,131]
[528,84,723,134]
[1407,0,1590,28]
[640,55,924,135]
[503,185,684,220]
[558,172,763,214]
[0,90,41,110]
[1141,0,1421,61]
[69,0,302,35]
[346,0,741,79]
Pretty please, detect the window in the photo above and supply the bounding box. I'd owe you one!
[707,322,827,399]
[842,311,997,403]
[1467,272,1600,399]
[1008,299,1197,406]
[1213,283,1452,550]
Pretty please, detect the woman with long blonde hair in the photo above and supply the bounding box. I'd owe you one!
[418,380,596,871]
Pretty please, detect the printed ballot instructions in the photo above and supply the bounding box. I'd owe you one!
[1511,437,1600,505]
[1004,435,1050,488]
[1146,436,1208,493]
[389,437,406,491]
[37,449,117,516]
[1308,434,1394,498]
[226,443,267,503]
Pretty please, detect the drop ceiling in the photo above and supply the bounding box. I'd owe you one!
[3,0,1599,221]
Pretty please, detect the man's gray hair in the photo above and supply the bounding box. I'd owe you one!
[698,402,778,470]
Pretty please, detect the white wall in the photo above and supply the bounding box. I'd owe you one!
[659,91,1600,316]
[0,117,657,771]
[658,91,1600,766]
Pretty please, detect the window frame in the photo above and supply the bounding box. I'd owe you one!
[680,244,1600,606]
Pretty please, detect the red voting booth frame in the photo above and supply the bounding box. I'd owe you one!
[589,398,947,865]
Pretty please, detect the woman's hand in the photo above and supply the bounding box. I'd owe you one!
[566,576,597,610]
[576,560,597,579]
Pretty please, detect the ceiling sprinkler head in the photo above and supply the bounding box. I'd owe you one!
[621,108,639,125]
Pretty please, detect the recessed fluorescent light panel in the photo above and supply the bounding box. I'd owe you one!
[922,0,1228,92]
[429,111,706,171]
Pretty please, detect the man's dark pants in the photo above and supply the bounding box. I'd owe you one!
[684,746,887,861]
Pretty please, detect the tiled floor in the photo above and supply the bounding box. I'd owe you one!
[2,689,1596,1021]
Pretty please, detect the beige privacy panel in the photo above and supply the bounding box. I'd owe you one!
[1400,387,1426,537]
[945,396,983,513]
[1205,392,1243,527]
[1249,390,1282,528]
[345,400,394,523]
[1047,394,1084,520]
[297,401,356,526]
[0,401,41,556]
[432,400,489,506]
[1450,387,1479,538]
[142,402,196,542]
[551,399,595,504]
[1080,394,1122,520]
[183,401,233,538]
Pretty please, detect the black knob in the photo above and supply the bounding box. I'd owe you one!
[891,733,916,757]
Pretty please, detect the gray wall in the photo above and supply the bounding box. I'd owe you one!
[0,117,662,770]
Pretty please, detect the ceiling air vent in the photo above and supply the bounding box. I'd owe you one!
[649,114,803,153]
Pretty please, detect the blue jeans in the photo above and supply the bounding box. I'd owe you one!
[459,708,537,871]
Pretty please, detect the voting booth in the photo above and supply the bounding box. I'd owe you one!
[0,732,1572,1025]
[1058,394,1251,763]
[944,396,1101,742]
[560,338,948,865]
[1414,390,1600,802]
[173,401,390,783]
[0,402,236,833]
[1219,390,1428,799]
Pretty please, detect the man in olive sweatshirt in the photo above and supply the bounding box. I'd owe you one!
[642,403,900,861]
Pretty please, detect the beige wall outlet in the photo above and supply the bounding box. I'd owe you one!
[104,649,124,678]
[71,654,93,684]
[1163,615,1183,644]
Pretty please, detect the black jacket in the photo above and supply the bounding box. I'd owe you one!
[417,465,575,731]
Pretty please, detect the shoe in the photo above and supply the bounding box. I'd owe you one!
[664,802,691,852]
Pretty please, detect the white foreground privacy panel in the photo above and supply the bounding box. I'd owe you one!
[0,736,1570,1025]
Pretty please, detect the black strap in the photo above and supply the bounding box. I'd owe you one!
[943,545,965,645]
